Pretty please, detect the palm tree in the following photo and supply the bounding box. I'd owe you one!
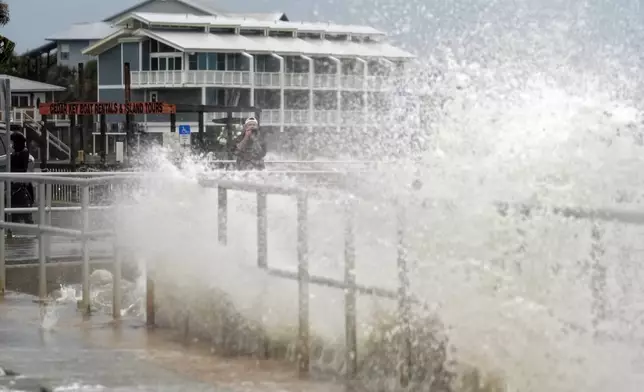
[0,1,9,26]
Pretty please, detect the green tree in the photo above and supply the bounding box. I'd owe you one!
[0,1,9,26]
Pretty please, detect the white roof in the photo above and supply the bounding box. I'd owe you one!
[103,0,223,22]
[226,12,287,21]
[46,21,117,41]
[0,75,66,92]
[115,12,385,37]
[180,0,222,14]
[136,29,413,58]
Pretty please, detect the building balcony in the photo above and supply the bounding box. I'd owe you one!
[205,109,382,127]
[130,70,393,91]
[0,108,69,126]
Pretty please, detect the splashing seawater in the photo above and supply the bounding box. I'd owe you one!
[113,125,644,392]
[39,285,80,331]
[52,1,644,390]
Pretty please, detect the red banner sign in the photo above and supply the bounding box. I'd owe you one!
[39,102,176,116]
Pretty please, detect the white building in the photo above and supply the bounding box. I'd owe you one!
[25,0,416,154]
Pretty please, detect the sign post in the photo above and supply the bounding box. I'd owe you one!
[178,125,191,147]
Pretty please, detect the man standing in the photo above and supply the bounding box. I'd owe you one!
[233,117,266,170]
[7,132,34,226]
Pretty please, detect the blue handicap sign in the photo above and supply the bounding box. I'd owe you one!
[178,125,191,135]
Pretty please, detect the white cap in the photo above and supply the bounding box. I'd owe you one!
[244,117,258,128]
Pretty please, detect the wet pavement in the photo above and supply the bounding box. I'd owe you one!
[0,293,340,392]
[0,293,220,391]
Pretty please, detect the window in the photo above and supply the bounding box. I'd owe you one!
[60,43,70,60]
[11,95,29,108]
[159,42,176,52]
[207,53,218,70]
[226,54,239,70]
[214,89,225,105]
[151,56,182,71]
[198,53,207,70]
[216,54,225,70]
[150,39,177,53]
[255,56,266,72]
[188,54,198,70]
[149,91,158,102]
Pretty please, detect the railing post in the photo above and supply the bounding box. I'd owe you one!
[257,191,267,268]
[0,180,5,297]
[218,187,227,245]
[296,193,310,378]
[45,184,52,264]
[3,79,11,235]
[146,259,155,326]
[590,222,606,333]
[38,182,47,301]
[80,185,91,316]
[396,203,412,387]
[344,198,358,386]
[112,203,122,321]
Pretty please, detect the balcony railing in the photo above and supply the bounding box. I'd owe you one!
[131,70,183,86]
[130,71,392,91]
[204,110,377,127]
[184,70,250,86]
[254,72,281,88]
[0,108,69,125]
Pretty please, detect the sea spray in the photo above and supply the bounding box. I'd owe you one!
[78,2,644,389]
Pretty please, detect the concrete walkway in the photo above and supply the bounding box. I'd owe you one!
[0,293,339,392]
[0,293,222,391]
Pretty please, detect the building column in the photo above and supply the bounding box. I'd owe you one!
[299,55,314,133]
[182,52,189,84]
[270,53,284,132]
[377,58,395,88]
[328,56,341,132]
[377,58,395,124]
[241,52,255,108]
[120,44,124,84]
[355,57,368,134]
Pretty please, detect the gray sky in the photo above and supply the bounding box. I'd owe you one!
[2,0,643,64]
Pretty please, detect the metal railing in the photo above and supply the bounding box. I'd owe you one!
[0,173,120,318]
[1,170,639,386]
[40,161,372,204]
[0,108,71,125]
[35,168,114,205]
[0,109,72,160]
[194,176,644,384]
[196,176,407,380]
[22,111,72,160]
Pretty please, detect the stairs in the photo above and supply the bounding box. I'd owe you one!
[21,112,71,161]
